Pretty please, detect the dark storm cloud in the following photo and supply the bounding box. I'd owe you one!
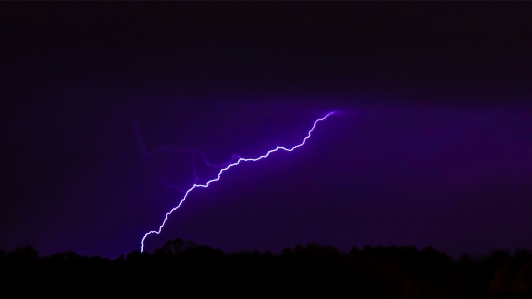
[1,2,531,258]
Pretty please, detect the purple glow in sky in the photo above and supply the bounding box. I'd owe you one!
[2,3,531,258]
[140,112,335,252]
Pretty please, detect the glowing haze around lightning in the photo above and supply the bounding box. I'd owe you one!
[140,112,335,252]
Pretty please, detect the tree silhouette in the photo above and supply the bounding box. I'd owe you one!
[1,242,530,298]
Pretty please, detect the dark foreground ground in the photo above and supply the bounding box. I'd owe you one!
[1,240,531,298]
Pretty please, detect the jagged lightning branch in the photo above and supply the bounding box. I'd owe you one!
[140,112,335,252]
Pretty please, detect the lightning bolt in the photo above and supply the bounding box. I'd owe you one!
[140,111,335,252]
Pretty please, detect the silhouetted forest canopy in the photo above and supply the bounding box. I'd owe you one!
[1,240,531,298]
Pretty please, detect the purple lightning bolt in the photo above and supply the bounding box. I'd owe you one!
[140,111,335,252]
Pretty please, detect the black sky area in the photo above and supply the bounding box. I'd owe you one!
[1,3,531,258]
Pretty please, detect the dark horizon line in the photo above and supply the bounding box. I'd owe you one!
[2,239,530,262]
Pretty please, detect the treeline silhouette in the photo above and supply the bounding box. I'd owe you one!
[1,240,531,298]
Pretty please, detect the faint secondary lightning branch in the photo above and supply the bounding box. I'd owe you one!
[135,119,241,168]
[140,112,335,252]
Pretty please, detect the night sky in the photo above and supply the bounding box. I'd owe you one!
[1,3,531,259]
